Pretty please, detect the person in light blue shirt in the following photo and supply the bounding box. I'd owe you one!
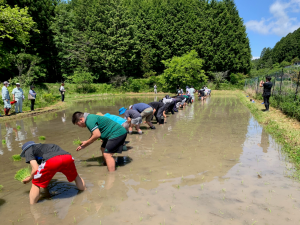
[12,83,24,113]
[29,85,36,111]
[2,81,11,116]
[97,112,129,132]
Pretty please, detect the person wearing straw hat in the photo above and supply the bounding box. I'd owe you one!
[20,141,86,204]
[2,81,11,116]
[119,107,143,134]
[12,83,24,113]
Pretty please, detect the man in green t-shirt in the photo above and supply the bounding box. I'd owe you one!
[72,112,127,172]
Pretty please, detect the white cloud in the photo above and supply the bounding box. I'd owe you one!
[245,0,300,36]
[252,56,260,60]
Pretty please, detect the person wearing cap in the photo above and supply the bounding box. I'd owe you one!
[12,83,24,113]
[129,103,155,129]
[29,85,36,111]
[20,141,86,204]
[72,112,127,172]
[119,107,142,134]
[59,83,66,102]
[2,81,11,116]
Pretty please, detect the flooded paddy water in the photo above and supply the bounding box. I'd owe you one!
[0,95,299,225]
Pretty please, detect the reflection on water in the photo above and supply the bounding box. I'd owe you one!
[0,95,298,225]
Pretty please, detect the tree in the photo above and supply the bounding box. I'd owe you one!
[214,70,229,89]
[161,50,207,91]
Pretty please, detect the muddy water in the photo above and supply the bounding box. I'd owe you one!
[0,95,299,225]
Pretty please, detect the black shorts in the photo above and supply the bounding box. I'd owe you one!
[101,133,127,154]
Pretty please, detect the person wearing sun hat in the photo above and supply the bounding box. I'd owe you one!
[12,83,24,113]
[119,107,143,134]
[2,81,11,116]
[20,141,86,204]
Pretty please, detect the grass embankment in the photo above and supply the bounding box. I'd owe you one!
[0,83,169,121]
[236,91,300,180]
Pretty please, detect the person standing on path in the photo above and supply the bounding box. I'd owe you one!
[12,83,24,113]
[20,141,86,204]
[154,84,157,94]
[60,83,66,102]
[29,85,36,111]
[2,81,11,116]
[72,112,127,172]
[129,103,155,129]
[260,76,273,111]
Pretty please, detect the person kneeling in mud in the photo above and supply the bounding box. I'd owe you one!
[72,112,127,172]
[148,101,167,125]
[20,141,86,204]
[119,107,143,134]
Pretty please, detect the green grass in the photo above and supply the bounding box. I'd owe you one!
[14,167,31,182]
[12,154,22,161]
[73,138,82,146]
[39,136,46,140]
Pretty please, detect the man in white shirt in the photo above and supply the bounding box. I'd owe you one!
[12,83,24,113]
[59,83,66,102]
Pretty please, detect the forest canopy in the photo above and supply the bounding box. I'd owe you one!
[1,0,251,84]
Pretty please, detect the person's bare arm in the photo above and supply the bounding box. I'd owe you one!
[77,129,101,151]
[153,109,156,115]
[12,94,15,101]
[259,80,264,87]
[23,160,39,184]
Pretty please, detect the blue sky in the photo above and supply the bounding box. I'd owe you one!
[235,0,300,59]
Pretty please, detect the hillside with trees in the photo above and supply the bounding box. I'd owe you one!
[1,0,251,88]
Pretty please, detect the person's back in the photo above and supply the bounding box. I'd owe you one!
[104,113,126,125]
[132,103,151,113]
[189,87,195,95]
[148,102,164,111]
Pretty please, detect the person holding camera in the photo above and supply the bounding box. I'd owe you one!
[260,76,273,111]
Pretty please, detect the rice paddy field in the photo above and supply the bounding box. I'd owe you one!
[0,95,299,225]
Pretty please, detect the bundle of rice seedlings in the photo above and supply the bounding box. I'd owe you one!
[2,139,6,145]
[0,185,3,191]
[73,138,81,146]
[12,154,22,161]
[39,136,46,140]
[14,167,31,182]
[17,125,21,130]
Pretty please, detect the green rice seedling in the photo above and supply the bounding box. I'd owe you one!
[73,138,81,146]
[170,205,175,212]
[0,185,3,191]
[39,136,46,140]
[85,108,88,112]
[15,167,31,182]
[17,125,21,130]
[139,217,143,221]
[2,139,6,145]
[12,154,22,161]
[147,201,150,206]
[177,185,180,189]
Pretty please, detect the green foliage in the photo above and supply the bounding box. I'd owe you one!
[161,50,207,91]
[0,4,38,44]
[39,136,46,140]
[14,167,30,182]
[67,70,96,93]
[12,154,22,161]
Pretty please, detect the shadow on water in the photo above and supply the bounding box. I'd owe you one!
[85,156,133,168]
[0,199,5,206]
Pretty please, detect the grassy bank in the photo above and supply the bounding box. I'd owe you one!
[237,91,300,180]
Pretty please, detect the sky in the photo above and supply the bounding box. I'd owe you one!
[235,0,300,59]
